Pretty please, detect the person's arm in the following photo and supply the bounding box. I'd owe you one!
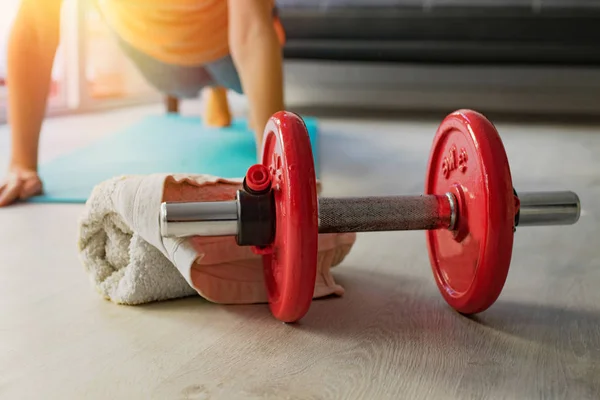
[8,0,63,169]
[227,0,284,150]
[0,0,63,206]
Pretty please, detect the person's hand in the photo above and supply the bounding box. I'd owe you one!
[0,166,43,207]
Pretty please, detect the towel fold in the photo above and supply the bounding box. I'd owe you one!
[77,174,356,305]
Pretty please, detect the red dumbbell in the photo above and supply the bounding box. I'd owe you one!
[160,110,581,323]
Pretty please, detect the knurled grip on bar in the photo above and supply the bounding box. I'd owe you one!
[317,194,454,234]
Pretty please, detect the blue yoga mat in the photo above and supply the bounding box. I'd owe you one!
[28,114,319,203]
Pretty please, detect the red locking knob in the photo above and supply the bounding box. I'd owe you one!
[245,164,271,193]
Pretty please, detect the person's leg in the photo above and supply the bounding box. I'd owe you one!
[165,95,179,114]
[115,34,235,127]
[203,55,248,128]
[202,55,243,128]
[203,86,232,127]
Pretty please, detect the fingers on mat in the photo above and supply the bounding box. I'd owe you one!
[20,177,42,199]
[0,179,23,206]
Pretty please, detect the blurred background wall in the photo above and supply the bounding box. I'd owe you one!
[0,0,158,124]
[277,0,600,116]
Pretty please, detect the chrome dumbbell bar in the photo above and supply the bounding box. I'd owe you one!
[160,191,580,239]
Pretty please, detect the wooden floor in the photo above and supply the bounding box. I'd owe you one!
[1,103,599,399]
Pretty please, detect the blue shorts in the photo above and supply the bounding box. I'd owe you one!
[115,35,244,99]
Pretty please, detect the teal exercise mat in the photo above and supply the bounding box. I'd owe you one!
[27,114,319,204]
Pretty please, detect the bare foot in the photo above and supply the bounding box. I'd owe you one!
[204,86,232,127]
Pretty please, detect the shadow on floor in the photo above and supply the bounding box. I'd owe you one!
[129,256,600,365]
[469,300,600,347]
[209,267,600,350]
[132,265,600,394]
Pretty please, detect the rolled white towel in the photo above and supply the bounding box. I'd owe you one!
[77,173,356,306]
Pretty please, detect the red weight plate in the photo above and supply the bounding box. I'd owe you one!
[259,111,319,323]
[424,109,516,314]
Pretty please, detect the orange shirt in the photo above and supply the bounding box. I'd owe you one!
[96,0,284,67]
